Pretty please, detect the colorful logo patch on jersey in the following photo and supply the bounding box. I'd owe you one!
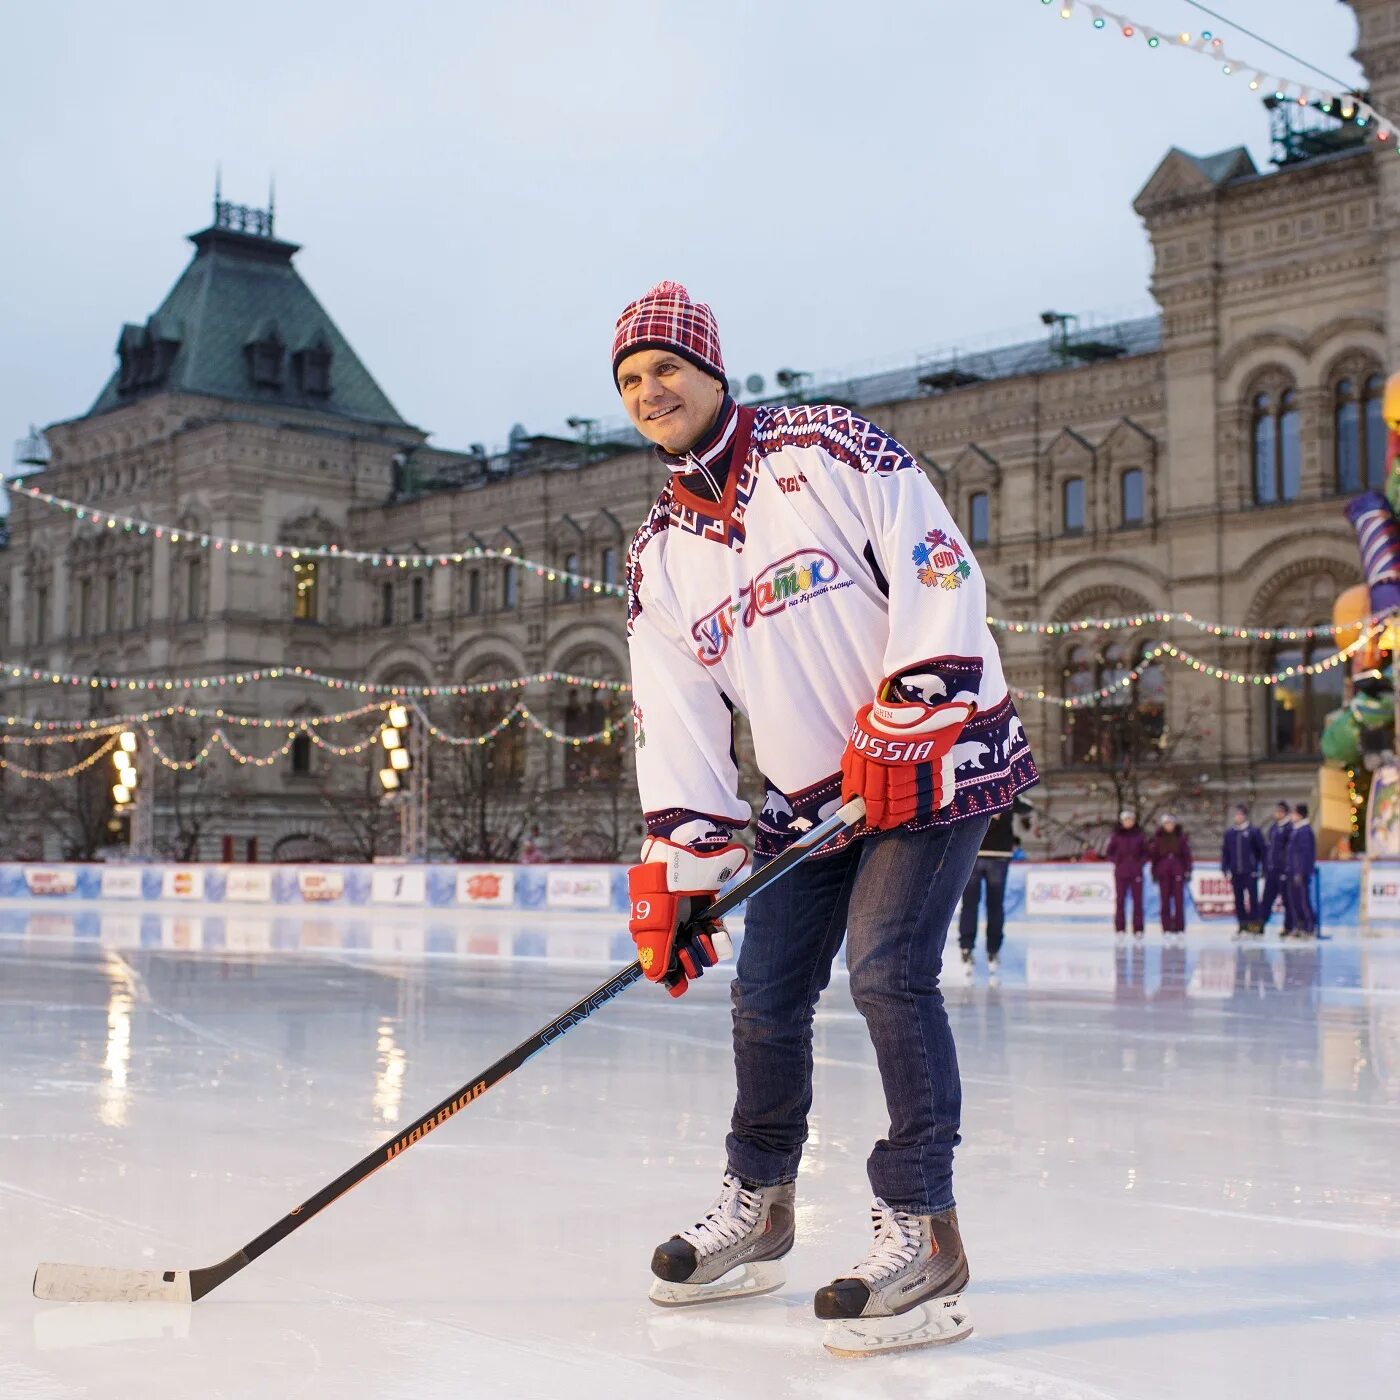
[913,529,972,592]
[690,548,844,666]
[631,701,646,749]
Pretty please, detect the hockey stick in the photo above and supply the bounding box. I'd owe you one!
[33,796,867,1304]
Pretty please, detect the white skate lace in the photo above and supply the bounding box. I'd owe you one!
[678,1173,764,1258]
[850,1199,921,1283]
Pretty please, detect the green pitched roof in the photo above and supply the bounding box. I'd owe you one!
[87,220,410,428]
[1179,146,1257,185]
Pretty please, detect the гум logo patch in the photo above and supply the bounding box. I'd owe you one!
[913,529,973,592]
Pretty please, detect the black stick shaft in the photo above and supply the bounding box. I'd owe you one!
[188,798,862,1301]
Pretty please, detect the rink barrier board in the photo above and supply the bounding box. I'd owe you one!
[0,860,1378,927]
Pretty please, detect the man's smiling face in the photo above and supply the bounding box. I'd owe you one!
[617,347,724,454]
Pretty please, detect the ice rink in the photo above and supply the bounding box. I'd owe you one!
[3,909,1399,1400]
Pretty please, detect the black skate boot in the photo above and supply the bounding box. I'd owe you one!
[815,1200,972,1356]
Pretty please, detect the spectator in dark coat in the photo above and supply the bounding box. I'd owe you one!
[1257,801,1293,935]
[1221,804,1267,935]
[1150,814,1193,935]
[1106,810,1149,937]
[1284,803,1317,937]
[959,794,1032,975]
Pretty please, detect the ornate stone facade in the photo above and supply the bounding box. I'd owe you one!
[5,2,1394,856]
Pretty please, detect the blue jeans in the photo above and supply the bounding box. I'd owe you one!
[725,816,989,1215]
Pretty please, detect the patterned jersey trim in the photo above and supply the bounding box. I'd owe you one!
[625,485,675,633]
[752,694,1038,860]
[751,403,919,477]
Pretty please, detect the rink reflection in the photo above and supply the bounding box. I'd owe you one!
[3,910,1397,1099]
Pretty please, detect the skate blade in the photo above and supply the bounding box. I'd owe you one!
[648,1260,785,1308]
[823,1295,973,1357]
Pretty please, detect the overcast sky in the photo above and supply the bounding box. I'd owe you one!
[0,1,1367,459]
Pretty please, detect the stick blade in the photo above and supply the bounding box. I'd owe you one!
[33,1263,193,1304]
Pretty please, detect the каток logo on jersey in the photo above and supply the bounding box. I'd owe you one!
[691,548,841,665]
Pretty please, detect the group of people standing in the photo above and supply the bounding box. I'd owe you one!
[1103,803,1317,938]
[1220,802,1317,938]
[1105,812,1194,937]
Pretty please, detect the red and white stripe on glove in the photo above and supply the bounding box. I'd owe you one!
[840,688,976,831]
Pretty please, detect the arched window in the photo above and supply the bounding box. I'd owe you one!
[1254,386,1301,503]
[293,560,318,621]
[380,582,394,626]
[1335,373,1388,493]
[501,563,517,611]
[1268,632,1344,756]
[467,569,481,614]
[1062,645,1098,764]
[290,733,312,776]
[411,576,425,622]
[1366,374,1387,488]
[968,492,990,546]
[562,552,579,602]
[186,557,202,621]
[600,547,618,585]
[1060,641,1164,766]
[1062,477,1085,534]
[1121,469,1144,525]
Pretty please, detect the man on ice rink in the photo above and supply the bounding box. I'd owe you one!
[613,281,1038,1356]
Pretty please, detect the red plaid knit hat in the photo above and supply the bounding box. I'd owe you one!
[612,281,726,391]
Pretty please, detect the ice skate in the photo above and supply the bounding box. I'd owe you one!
[815,1200,972,1357]
[986,955,1000,984]
[960,947,974,969]
[648,1174,794,1307]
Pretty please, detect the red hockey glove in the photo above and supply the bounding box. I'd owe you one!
[628,838,748,997]
[840,689,976,830]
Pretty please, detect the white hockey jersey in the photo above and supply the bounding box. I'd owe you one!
[626,401,1037,858]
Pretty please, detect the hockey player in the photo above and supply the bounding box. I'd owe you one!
[614,282,1037,1356]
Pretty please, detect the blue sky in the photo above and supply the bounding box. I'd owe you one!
[0,1,1367,458]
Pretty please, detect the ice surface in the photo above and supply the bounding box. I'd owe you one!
[2,908,1399,1399]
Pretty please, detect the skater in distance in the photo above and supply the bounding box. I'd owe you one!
[614,281,1038,1356]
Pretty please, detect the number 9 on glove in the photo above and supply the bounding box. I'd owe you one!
[628,839,746,997]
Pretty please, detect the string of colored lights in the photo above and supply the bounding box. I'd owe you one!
[414,702,524,749]
[0,625,1355,712]
[0,733,119,780]
[0,700,394,738]
[987,611,1365,641]
[0,658,630,699]
[0,617,1378,745]
[1014,623,1377,708]
[1040,0,1396,143]
[12,483,1377,644]
[517,703,616,747]
[10,484,628,598]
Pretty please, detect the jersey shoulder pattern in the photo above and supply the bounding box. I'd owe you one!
[752,403,917,476]
[625,485,675,633]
